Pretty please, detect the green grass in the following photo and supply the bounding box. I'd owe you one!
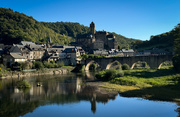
[103,67,180,102]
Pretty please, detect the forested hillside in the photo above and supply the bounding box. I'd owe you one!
[43,22,140,49]
[132,25,179,52]
[112,32,139,49]
[41,22,90,38]
[0,8,74,45]
[0,7,139,48]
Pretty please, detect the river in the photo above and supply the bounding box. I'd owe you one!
[0,72,179,117]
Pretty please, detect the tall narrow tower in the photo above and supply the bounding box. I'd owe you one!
[90,22,95,35]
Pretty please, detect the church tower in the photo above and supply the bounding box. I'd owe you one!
[90,22,95,35]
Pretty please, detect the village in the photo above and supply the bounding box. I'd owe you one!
[0,22,170,69]
[0,39,169,69]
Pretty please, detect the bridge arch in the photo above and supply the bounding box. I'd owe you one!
[106,61,121,69]
[85,60,100,71]
[158,60,172,69]
[131,61,150,69]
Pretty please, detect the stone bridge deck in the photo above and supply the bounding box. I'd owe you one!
[83,55,173,71]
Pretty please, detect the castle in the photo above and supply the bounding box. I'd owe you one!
[76,22,118,50]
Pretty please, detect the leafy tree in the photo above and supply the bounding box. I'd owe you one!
[122,64,130,70]
[0,8,74,45]
[172,24,180,73]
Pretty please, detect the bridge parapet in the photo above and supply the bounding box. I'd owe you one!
[84,55,173,71]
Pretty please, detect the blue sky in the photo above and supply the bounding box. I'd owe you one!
[1,0,180,40]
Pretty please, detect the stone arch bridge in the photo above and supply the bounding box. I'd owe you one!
[83,55,173,71]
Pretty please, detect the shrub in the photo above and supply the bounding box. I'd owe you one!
[20,61,33,70]
[142,62,147,67]
[95,69,124,81]
[33,61,44,69]
[57,61,64,67]
[89,63,97,71]
[122,64,130,70]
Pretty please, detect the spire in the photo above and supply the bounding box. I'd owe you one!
[90,21,95,35]
[48,36,51,43]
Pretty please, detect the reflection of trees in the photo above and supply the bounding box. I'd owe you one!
[0,75,118,116]
[176,103,180,117]
[0,97,40,117]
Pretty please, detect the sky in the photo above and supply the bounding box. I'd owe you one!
[1,0,180,41]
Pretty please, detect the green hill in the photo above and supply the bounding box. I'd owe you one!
[0,8,74,45]
[133,24,180,52]
[0,7,140,48]
[43,22,140,49]
[41,22,90,38]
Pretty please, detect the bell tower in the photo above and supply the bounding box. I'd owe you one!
[90,22,95,35]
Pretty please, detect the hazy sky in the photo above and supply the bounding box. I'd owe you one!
[1,0,180,40]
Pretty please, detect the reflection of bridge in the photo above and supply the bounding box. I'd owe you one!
[84,55,173,70]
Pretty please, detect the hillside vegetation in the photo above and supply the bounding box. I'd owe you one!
[0,8,74,45]
[0,7,140,48]
[133,25,180,52]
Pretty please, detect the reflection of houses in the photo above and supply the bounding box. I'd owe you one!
[5,74,118,115]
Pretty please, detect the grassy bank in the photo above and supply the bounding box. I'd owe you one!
[101,67,180,102]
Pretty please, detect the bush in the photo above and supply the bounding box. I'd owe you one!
[95,69,124,81]
[20,61,33,70]
[33,61,44,69]
[89,63,97,71]
[122,64,130,70]
[57,61,64,67]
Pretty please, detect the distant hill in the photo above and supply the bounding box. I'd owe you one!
[0,8,74,45]
[43,22,140,49]
[111,32,139,49]
[0,7,140,48]
[133,25,180,52]
[41,22,90,38]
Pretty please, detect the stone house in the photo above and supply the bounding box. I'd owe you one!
[122,49,135,57]
[45,47,64,62]
[3,52,27,67]
[62,48,81,66]
[25,44,46,61]
[9,44,33,60]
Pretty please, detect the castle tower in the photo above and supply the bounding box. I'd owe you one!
[90,22,95,35]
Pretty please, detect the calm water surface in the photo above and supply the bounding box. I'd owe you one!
[0,73,179,117]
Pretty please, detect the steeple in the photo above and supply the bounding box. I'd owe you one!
[90,21,95,35]
[48,36,51,43]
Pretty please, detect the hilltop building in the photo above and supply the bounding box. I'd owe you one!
[76,22,118,51]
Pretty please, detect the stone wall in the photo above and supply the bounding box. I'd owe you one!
[0,67,74,79]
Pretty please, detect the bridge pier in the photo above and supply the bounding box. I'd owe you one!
[84,55,173,71]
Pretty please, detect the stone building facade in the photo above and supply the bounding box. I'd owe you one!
[76,22,118,50]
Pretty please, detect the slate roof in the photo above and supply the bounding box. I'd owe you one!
[10,52,26,59]
[20,41,36,46]
[63,48,77,53]
[122,49,134,53]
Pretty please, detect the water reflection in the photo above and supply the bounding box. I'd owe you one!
[0,73,117,117]
[0,72,179,117]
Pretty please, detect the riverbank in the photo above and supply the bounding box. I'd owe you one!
[0,66,75,79]
[87,67,180,102]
